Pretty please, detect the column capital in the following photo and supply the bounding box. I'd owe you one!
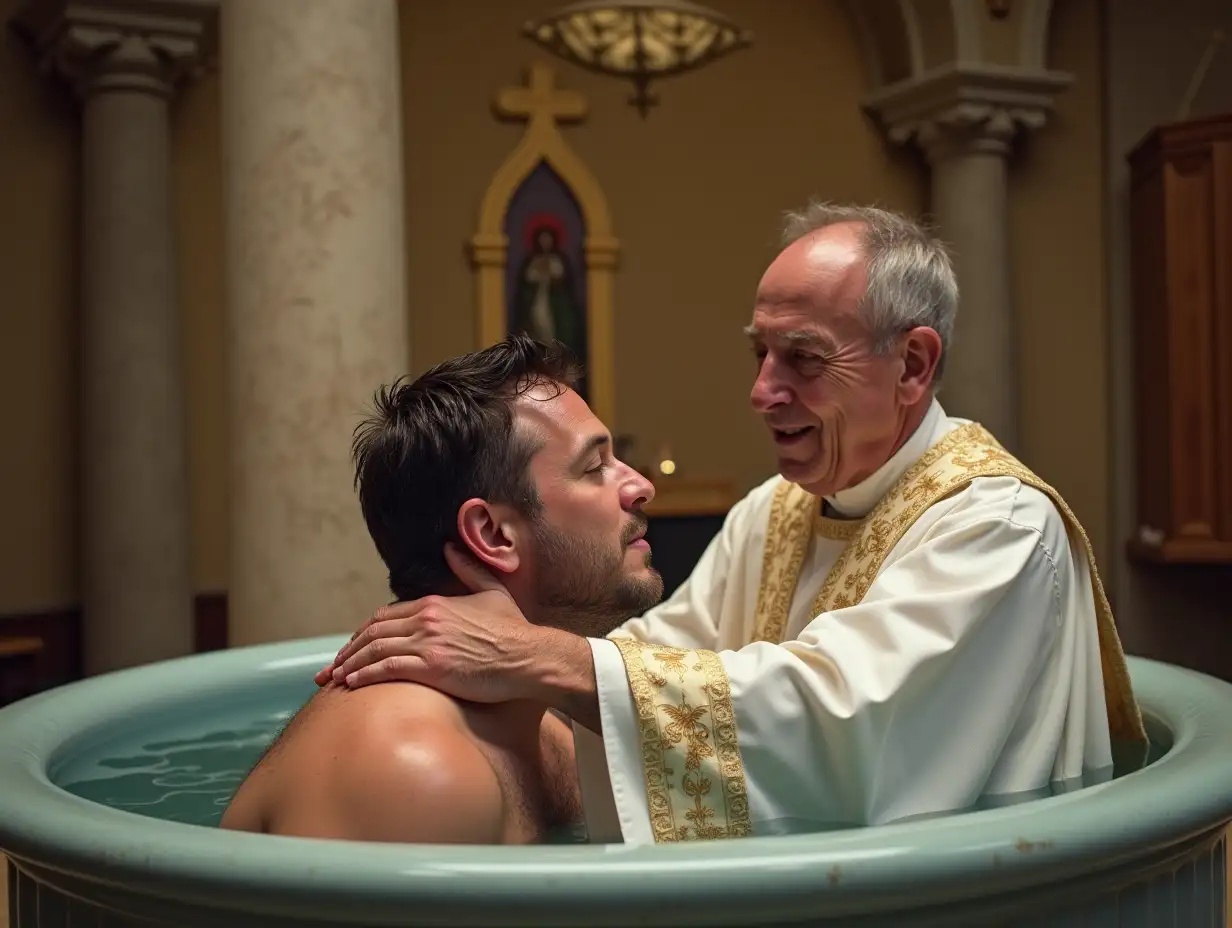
[864,63,1072,161]
[11,0,217,99]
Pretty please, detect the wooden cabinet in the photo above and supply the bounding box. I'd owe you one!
[1127,112,1232,563]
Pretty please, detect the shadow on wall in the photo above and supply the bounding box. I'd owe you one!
[1123,568,1231,677]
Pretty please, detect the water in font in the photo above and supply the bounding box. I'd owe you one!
[55,689,1163,842]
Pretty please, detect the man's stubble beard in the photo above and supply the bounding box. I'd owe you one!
[529,516,664,639]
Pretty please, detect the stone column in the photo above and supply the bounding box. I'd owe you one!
[12,0,215,675]
[918,107,1018,449]
[866,70,1069,452]
[221,0,409,646]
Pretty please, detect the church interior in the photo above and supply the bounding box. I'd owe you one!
[0,0,1230,922]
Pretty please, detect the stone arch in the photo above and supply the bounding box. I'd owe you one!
[1018,0,1057,70]
[838,0,919,89]
[950,0,984,63]
[838,0,1061,90]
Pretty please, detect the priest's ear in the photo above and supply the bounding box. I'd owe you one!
[898,326,943,402]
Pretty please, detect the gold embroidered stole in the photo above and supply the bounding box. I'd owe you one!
[750,422,1147,748]
[609,637,751,843]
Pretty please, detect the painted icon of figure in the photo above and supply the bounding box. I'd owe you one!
[511,223,584,362]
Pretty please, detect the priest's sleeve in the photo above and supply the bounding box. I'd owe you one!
[572,480,773,841]
[588,505,1094,844]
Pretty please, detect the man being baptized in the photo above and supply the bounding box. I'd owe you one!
[221,334,663,843]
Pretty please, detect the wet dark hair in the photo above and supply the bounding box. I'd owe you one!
[352,333,581,601]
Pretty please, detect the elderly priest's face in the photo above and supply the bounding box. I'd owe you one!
[746,220,939,499]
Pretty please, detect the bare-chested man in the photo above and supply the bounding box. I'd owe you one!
[220,334,663,844]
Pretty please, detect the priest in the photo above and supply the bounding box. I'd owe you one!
[318,201,1146,844]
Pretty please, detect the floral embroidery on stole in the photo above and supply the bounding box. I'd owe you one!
[609,638,751,843]
[750,422,1148,748]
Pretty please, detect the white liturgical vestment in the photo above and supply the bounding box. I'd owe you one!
[573,400,1144,845]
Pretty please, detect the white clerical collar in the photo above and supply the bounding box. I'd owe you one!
[824,399,949,519]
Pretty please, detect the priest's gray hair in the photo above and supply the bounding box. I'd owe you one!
[781,201,958,380]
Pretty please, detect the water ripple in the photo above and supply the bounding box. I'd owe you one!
[59,716,286,827]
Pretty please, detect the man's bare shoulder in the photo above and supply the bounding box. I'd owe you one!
[323,678,467,731]
[269,683,506,844]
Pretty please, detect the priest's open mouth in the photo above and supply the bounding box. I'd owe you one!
[771,425,817,445]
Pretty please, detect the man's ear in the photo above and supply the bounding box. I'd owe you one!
[456,499,522,575]
[898,326,942,404]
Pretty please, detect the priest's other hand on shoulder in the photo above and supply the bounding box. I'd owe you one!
[318,202,1146,846]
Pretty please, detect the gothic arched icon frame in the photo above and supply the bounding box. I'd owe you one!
[470,61,620,429]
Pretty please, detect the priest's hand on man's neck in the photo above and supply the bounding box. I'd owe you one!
[315,544,602,734]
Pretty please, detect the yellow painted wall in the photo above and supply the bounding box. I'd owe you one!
[0,0,1164,628]
[0,0,927,607]
[1011,0,1110,569]
[398,0,924,524]
[0,10,78,611]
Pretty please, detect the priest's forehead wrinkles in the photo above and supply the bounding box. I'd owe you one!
[744,323,835,351]
[755,286,821,309]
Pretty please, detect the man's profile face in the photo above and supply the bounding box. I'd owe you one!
[511,385,663,636]
[746,222,923,498]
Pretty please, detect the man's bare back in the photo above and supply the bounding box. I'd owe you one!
[220,681,581,844]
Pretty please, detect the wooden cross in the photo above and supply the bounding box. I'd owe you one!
[495,61,587,125]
